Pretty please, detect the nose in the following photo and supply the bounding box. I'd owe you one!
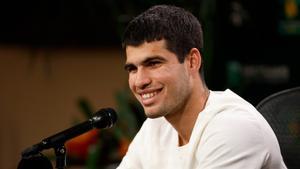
[134,68,151,89]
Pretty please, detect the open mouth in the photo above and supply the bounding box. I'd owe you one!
[141,91,158,99]
[139,88,163,106]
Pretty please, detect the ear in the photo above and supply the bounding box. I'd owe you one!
[185,48,201,74]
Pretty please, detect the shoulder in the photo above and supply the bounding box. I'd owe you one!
[193,90,282,167]
[203,109,265,146]
[201,90,264,142]
[206,89,277,145]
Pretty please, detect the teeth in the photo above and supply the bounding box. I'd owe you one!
[142,92,157,99]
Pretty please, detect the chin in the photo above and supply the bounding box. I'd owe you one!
[144,109,165,119]
[146,114,162,119]
[144,109,158,118]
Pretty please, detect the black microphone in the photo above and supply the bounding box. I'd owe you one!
[21,108,117,158]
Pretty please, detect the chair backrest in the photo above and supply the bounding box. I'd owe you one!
[256,86,300,169]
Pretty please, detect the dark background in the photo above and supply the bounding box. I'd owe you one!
[0,0,299,105]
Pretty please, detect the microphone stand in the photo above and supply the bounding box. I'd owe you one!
[54,145,67,169]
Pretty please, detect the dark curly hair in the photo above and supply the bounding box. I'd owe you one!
[122,5,205,78]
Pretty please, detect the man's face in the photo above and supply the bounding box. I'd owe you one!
[124,40,191,118]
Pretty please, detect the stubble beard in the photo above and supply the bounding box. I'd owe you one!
[143,83,191,120]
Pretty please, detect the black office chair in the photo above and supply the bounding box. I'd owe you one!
[256,86,300,169]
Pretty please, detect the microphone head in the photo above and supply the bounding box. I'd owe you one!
[92,108,117,129]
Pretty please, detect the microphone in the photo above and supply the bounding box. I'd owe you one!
[22,108,117,158]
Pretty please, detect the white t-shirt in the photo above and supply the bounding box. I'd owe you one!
[117,89,287,169]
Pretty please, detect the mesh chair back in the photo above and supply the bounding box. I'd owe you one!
[256,86,300,169]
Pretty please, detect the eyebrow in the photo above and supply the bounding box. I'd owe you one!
[124,55,166,71]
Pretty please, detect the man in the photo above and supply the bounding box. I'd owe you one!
[117,4,287,169]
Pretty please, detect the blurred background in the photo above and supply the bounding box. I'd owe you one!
[0,0,299,169]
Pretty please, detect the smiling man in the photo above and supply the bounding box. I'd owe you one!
[117,4,287,169]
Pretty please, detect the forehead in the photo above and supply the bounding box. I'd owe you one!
[125,40,176,64]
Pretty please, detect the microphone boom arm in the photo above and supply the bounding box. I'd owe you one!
[21,108,117,158]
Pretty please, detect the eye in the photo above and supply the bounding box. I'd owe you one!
[124,65,137,73]
[147,60,161,68]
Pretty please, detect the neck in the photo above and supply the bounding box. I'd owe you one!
[165,86,210,146]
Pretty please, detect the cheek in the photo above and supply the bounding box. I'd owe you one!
[160,66,187,83]
[128,76,134,88]
[128,75,136,92]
